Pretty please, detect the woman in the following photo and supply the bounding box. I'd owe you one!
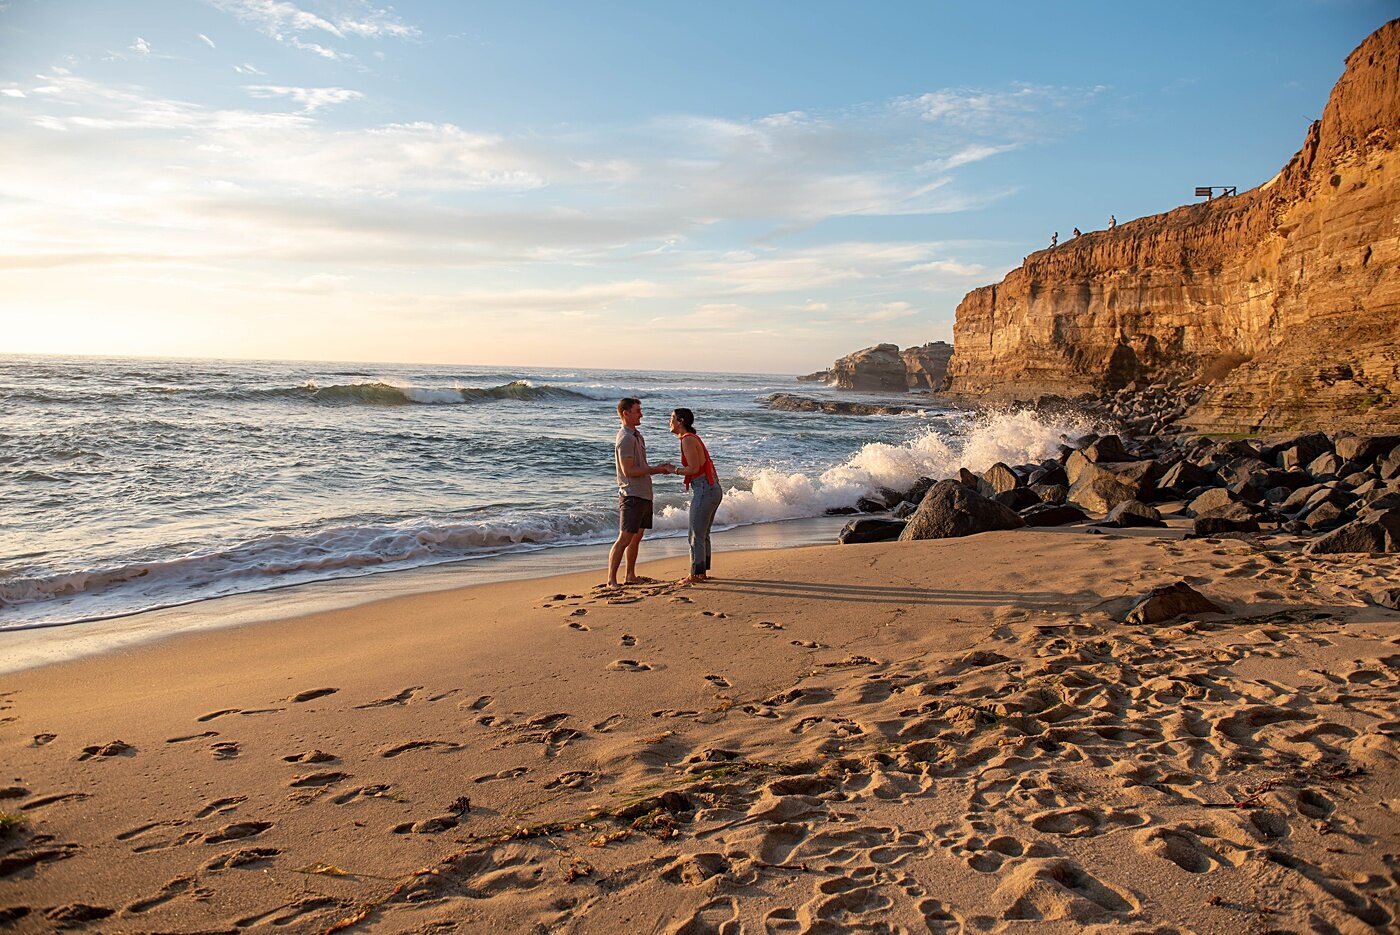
[668,408,722,585]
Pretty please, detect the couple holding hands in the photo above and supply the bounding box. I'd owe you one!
[608,397,723,588]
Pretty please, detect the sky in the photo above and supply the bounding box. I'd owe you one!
[0,1,1392,374]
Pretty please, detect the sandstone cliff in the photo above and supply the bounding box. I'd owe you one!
[901,341,953,390]
[947,20,1400,433]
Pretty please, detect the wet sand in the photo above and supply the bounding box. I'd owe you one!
[2,524,1398,933]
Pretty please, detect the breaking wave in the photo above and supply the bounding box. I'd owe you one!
[2,409,1098,629]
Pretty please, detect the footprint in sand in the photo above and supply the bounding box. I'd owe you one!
[329,784,393,805]
[592,714,624,732]
[0,786,27,801]
[288,771,350,788]
[704,674,731,688]
[570,608,588,617]
[76,740,135,760]
[20,791,91,812]
[700,610,728,618]
[205,847,280,870]
[464,695,494,711]
[754,620,784,630]
[620,634,637,647]
[289,687,338,703]
[194,796,245,819]
[790,639,822,649]
[544,770,595,791]
[283,749,337,763]
[235,896,343,929]
[124,875,211,914]
[608,659,651,672]
[166,731,219,744]
[42,906,115,928]
[379,739,463,758]
[31,733,57,746]
[568,621,590,631]
[116,819,187,841]
[202,821,273,844]
[209,742,240,760]
[355,687,421,708]
[474,767,529,784]
[197,709,240,722]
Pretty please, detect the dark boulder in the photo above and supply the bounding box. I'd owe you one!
[1030,483,1068,505]
[1307,451,1343,479]
[1125,581,1225,625]
[1084,435,1128,463]
[899,479,1025,541]
[1156,460,1213,493]
[982,462,1023,494]
[838,518,907,544]
[1305,508,1400,554]
[1192,516,1261,536]
[1021,503,1088,527]
[1028,464,1069,488]
[891,500,918,519]
[1335,434,1400,465]
[1276,433,1333,470]
[1099,500,1166,528]
[1188,487,1237,517]
[905,476,937,505]
[1069,461,1157,512]
[993,487,1041,511]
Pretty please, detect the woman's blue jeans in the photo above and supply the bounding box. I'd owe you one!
[688,475,723,576]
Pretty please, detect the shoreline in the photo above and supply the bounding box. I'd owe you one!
[3,521,1396,932]
[0,514,853,675]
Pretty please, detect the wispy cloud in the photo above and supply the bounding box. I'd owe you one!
[130,37,152,56]
[207,0,419,59]
[1,65,1066,363]
[243,84,363,112]
[198,33,217,49]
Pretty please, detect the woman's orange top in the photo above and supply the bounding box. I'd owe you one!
[680,432,719,490]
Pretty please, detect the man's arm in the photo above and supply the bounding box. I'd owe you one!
[619,454,673,478]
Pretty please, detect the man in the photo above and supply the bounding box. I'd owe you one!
[608,397,673,587]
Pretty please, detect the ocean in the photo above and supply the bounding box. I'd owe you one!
[0,354,1097,630]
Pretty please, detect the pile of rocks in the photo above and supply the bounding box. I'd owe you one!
[835,428,1400,554]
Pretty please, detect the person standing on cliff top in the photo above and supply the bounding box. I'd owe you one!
[607,397,674,588]
[1050,231,1058,247]
[1109,214,1117,229]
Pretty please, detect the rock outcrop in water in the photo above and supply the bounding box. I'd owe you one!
[947,20,1400,433]
[800,341,953,392]
[799,343,908,392]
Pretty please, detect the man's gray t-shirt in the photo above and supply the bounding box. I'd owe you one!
[615,425,653,500]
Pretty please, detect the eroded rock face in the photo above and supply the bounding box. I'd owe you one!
[817,343,908,392]
[947,20,1400,433]
[901,342,954,390]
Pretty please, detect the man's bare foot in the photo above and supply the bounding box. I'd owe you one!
[676,574,708,585]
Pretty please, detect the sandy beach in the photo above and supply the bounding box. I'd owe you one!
[3,522,1398,933]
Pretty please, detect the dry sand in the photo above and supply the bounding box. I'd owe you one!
[2,524,1398,933]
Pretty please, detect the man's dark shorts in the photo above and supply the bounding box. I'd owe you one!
[619,495,654,533]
